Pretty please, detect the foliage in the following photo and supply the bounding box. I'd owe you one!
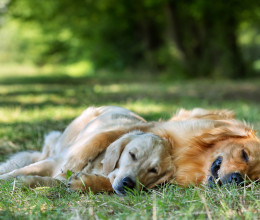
[1,0,260,78]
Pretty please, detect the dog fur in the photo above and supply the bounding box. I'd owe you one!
[0,106,174,195]
[0,106,259,194]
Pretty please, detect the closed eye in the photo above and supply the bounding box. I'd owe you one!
[210,157,222,178]
[148,168,158,174]
[129,152,137,161]
[241,149,249,163]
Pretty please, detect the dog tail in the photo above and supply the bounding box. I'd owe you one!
[0,151,42,175]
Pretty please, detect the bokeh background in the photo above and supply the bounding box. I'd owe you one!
[0,0,260,79]
[1,0,260,155]
[0,2,260,218]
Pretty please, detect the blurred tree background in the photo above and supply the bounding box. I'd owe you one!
[0,0,260,79]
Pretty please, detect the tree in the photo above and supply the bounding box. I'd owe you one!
[3,0,260,78]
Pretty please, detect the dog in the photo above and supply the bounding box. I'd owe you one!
[168,108,260,186]
[0,106,259,194]
[0,106,174,195]
[67,131,174,195]
[169,108,235,121]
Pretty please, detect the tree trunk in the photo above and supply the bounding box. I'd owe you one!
[164,0,247,78]
[223,17,247,78]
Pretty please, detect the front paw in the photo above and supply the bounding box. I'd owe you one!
[67,172,88,192]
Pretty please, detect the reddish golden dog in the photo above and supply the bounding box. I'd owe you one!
[169,108,260,186]
[0,106,259,195]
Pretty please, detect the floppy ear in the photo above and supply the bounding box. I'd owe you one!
[147,167,175,189]
[102,131,144,175]
[191,122,254,150]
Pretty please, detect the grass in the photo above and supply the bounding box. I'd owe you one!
[0,68,260,219]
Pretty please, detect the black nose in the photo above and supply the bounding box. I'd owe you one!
[121,177,136,190]
[227,173,243,185]
[114,177,136,195]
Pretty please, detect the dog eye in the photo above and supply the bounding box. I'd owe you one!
[241,150,249,163]
[210,156,222,178]
[129,152,137,161]
[148,168,158,174]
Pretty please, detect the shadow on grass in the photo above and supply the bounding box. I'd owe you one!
[0,74,92,85]
[1,73,260,157]
[0,71,154,85]
[0,118,73,157]
[1,74,260,105]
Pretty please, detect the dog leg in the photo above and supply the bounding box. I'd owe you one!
[63,130,127,172]
[63,127,148,172]
[0,158,58,180]
[67,172,112,193]
[0,151,42,175]
[14,175,65,188]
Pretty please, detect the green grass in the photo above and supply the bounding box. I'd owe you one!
[0,69,260,219]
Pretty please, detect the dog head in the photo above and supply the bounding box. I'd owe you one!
[208,137,260,186]
[204,121,260,186]
[102,131,174,195]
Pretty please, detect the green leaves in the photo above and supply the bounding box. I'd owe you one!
[66,170,74,179]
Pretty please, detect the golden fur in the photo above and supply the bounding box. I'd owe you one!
[0,106,174,195]
[0,106,259,194]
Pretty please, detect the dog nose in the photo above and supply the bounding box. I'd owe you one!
[121,177,136,190]
[113,177,136,195]
[228,173,243,185]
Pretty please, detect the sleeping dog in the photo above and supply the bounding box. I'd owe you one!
[0,106,259,194]
[0,106,174,195]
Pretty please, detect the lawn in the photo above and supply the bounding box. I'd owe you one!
[0,69,259,219]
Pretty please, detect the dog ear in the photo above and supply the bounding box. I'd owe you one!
[191,121,255,149]
[102,131,144,175]
[147,167,175,189]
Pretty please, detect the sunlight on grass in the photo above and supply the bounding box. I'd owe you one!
[0,62,94,78]
[66,61,94,77]
[0,68,260,219]
[93,83,170,94]
[124,101,174,119]
[0,106,84,123]
[0,101,174,124]
[253,59,260,71]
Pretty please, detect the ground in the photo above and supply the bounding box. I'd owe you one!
[0,69,259,219]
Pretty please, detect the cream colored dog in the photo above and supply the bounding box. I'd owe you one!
[0,106,174,195]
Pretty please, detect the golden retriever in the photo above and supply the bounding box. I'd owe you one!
[0,106,259,195]
[168,108,260,186]
[0,106,174,195]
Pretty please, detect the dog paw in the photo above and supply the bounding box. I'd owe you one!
[67,172,89,192]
